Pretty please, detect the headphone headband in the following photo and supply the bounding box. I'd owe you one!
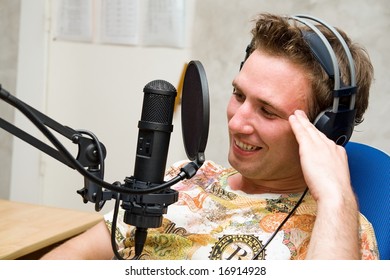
[290,15,356,110]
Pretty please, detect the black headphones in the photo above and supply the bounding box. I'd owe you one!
[241,15,357,146]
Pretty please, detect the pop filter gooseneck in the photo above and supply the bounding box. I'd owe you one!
[181,61,210,166]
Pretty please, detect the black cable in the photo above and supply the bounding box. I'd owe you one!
[76,129,105,176]
[76,129,106,211]
[252,187,309,260]
[109,185,144,260]
[110,190,125,260]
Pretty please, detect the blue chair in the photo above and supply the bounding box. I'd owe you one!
[345,142,390,260]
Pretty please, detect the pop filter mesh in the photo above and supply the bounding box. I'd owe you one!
[181,61,209,161]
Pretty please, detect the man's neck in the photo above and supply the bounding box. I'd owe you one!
[227,173,307,194]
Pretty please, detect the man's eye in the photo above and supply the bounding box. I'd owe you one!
[232,90,245,102]
[261,107,277,118]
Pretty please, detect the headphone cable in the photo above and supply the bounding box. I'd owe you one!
[252,187,309,260]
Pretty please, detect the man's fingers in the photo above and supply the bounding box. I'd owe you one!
[289,110,329,145]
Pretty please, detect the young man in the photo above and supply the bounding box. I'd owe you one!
[41,13,378,260]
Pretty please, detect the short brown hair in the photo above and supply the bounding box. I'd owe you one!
[247,13,373,125]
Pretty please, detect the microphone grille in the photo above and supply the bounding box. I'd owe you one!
[142,80,177,124]
[144,79,176,92]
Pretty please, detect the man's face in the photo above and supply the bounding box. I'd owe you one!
[227,49,312,189]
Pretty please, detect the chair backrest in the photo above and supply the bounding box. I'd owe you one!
[345,142,390,260]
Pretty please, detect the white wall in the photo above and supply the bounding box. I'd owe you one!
[7,0,389,213]
[0,0,20,199]
[9,0,47,204]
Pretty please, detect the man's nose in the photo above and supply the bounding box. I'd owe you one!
[228,103,255,135]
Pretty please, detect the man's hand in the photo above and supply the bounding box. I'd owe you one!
[289,110,360,259]
[288,110,352,202]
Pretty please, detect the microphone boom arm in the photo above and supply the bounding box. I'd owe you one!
[0,85,107,169]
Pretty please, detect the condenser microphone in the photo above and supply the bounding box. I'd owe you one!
[133,80,177,183]
[122,79,177,257]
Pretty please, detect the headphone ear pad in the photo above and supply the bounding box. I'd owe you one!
[314,106,356,146]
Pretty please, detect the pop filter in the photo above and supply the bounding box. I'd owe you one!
[181,61,210,165]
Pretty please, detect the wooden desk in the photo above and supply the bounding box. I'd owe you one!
[0,199,103,259]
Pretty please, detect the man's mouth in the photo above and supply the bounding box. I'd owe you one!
[234,139,261,151]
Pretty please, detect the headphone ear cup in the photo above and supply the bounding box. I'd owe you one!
[313,106,356,146]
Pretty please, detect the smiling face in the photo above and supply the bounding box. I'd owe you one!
[227,49,312,194]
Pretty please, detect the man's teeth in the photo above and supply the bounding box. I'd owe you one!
[235,140,259,151]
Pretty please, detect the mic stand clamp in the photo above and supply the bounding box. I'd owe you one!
[121,177,179,228]
[120,177,179,256]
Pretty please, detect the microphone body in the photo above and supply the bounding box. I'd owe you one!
[133,80,177,183]
[122,80,177,257]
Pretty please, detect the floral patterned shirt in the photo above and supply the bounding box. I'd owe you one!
[104,160,379,260]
